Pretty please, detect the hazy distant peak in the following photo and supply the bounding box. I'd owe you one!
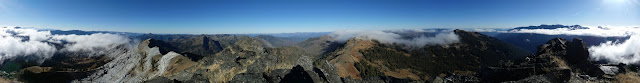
[512,24,587,30]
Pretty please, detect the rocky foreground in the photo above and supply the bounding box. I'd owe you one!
[1,30,639,83]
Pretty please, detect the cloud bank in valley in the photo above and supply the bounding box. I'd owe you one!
[0,27,133,63]
[470,25,640,64]
[466,26,640,37]
[589,35,640,64]
[508,26,640,37]
[505,26,640,64]
[329,29,460,48]
[51,33,132,52]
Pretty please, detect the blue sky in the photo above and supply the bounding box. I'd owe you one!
[0,0,638,34]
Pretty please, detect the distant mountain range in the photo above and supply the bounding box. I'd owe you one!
[44,29,331,45]
[512,24,588,30]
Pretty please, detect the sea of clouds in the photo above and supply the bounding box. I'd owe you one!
[0,26,133,64]
[508,26,639,37]
[329,29,460,49]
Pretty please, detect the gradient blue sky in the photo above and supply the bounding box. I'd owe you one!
[0,0,638,34]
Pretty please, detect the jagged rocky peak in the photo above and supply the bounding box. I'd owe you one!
[76,38,198,83]
[143,38,179,55]
[567,38,590,62]
[506,38,617,82]
[537,38,568,54]
[538,38,603,75]
[537,38,591,64]
[485,37,640,83]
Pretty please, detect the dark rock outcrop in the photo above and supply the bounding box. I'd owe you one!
[484,38,604,82]
[138,35,226,60]
[537,38,604,76]
[147,39,180,55]
[19,67,90,83]
[493,38,613,82]
[280,65,314,83]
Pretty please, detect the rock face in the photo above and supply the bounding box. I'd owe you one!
[139,35,224,61]
[75,38,197,83]
[73,35,323,83]
[537,38,604,77]
[490,38,622,82]
[279,65,314,83]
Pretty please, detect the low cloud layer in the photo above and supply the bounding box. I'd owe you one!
[504,26,640,64]
[589,35,640,64]
[0,27,133,63]
[472,25,640,64]
[466,26,640,37]
[329,29,460,48]
[502,26,640,37]
[51,33,131,52]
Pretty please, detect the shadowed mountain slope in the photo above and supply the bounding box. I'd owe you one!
[312,29,531,82]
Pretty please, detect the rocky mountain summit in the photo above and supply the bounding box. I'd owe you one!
[489,38,640,83]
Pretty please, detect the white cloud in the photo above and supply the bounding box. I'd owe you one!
[0,27,133,64]
[589,35,640,64]
[509,26,640,37]
[329,29,460,48]
[0,27,56,63]
[51,33,131,52]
